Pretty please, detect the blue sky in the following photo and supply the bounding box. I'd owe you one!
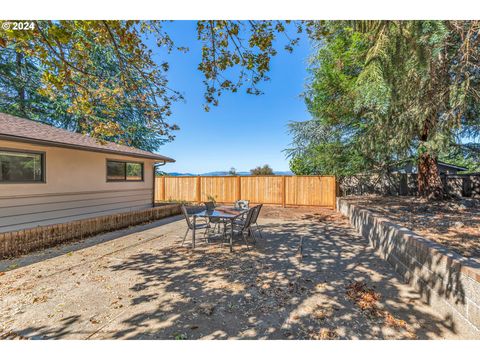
[148,21,312,174]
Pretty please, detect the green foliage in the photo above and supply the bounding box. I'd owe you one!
[250,164,274,175]
[1,20,181,151]
[206,194,217,205]
[196,20,303,111]
[228,167,237,176]
[287,23,384,175]
[289,142,368,176]
[0,20,302,149]
[439,144,480,173]
[288,21,480,186]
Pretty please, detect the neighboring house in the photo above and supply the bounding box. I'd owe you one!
[0,112,174,233]
[391,161,468,175]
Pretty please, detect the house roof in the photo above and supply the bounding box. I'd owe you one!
[437,161,468,171]
[391,160,468,173]
[0,112,175,162]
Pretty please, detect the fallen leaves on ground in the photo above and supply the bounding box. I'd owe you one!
[346,281,380,315]
[32,295,49,304]
[314,328,339,340]
[345,280,416,338]
[198,303,215,316]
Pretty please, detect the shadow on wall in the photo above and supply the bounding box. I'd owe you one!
[340,200,480,333]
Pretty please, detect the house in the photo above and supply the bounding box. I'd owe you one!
[0,112,174,233]
[391,161,468,175]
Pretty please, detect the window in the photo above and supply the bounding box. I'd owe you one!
[126,162,143,181]
[107,160,143,182]
[0,150,45,183]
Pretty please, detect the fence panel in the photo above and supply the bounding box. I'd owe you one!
[240,176,284,205]
[163,176,198,202]
[285,176,336,207]
[200,176,238,203]
[155,175,336,208]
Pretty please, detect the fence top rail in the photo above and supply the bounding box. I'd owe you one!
[156,175,336,178]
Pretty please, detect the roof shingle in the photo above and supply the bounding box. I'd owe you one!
[0,112,175,162]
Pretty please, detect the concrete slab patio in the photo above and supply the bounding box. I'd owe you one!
[0,207,476,339]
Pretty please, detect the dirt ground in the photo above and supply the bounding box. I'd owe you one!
[344,196,480,261]
[0,206,476,339]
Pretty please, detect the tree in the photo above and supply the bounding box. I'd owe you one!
[228,167,237,176]
[0,20,302,149]
[250,164,274,175]
[288,21,480,199]
[353,21,480,198]
[286,24,379,176]
[440,143,480,173]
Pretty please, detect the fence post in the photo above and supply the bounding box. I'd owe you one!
[333,176,339,208]
[162,176,166,201]
[196,176,201,203]
[236,176,241,201]
[282,176,286,208]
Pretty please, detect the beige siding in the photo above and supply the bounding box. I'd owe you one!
[0,139,157,232]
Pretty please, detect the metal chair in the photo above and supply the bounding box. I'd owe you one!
[230,206,257,249]
[234,199,250,222]
[180,204,210,246]
[234,199,250,210]
[204,201,224,234]
[250,204,263,239]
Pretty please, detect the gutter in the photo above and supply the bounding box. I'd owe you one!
[0,134,175,163]
[152,161,167,207]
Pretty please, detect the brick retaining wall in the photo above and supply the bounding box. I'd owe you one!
[0,204,181,259]
[337,198,480,335]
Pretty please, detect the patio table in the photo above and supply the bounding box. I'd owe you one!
[192,206,248,252]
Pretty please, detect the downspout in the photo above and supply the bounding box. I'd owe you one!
[153,161,167,207]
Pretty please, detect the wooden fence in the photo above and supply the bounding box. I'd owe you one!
[155,175,337,208]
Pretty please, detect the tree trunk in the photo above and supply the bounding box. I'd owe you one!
[417,108,444,200]
[417,152,443,199]
[16,51,26,116]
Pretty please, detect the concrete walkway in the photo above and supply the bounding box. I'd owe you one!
[0,209,474,339]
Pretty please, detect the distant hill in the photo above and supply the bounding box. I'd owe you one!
[163,170,293,176]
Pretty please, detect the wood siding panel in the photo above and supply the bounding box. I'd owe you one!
[0,191,152,217]
[0,204,152,233]
[0,189,153,233]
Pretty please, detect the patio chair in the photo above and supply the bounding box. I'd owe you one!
[229,206,257,249]
[204,201,224,234]
[180,204,210,246]
[234,199,250,223]
[232,205,262,242]
[234,199,250,210]
[250,204,264,239]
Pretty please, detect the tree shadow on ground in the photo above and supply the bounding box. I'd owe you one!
[0,215,184,273]
[5,213,466,340]
[100,218,459,339]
